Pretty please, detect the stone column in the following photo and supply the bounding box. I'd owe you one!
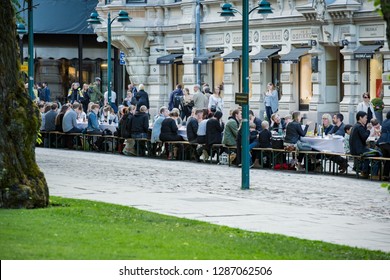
[250,61,265,118]
[278,63,298,116]
[340,34,359,124]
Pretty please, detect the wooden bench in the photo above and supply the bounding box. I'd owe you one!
[164,141,191,160]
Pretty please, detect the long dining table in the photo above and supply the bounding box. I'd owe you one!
[300,135,344,154]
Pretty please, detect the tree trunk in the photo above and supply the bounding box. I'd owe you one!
[0,0,49,208]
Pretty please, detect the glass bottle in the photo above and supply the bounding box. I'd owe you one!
[313,122,318,136]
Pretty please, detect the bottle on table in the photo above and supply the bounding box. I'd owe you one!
[313,123,318,136]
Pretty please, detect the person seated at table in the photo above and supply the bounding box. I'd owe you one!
[377,111,390,180]
[284,111,311,171]
[86,104,105,151]
[55,105,69,132]
[206,111,224,161]
[171,108,183,127]
[222,109,241,147]
[369,118,381,138]
[222,109,242,165]
[269,113,286,135]
[121,105,137,156]
[322,113,334,135]
[349,111,374,178]
[249,110,262,133]
[344,124,352,154]
[186,108,202,144]
[160,111,184,159]
[63,103,83,134]
[74,102,87,122]
[100,105,114,123]
[253,121,272,168]
[328,113,345,137]
[130,105,149,156]
[151,106,169,156]
[196,110,210,161]
[284,114,292,128]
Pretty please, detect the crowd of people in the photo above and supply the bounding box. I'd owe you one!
[35,79,389,180]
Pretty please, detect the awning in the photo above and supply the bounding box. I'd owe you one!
[250,47,281,62]
[223,50,242,62]
[157,53,183,64]
[354,45,383,59]
[193,51,223,64]
[18,0,98,34]
[23,47,108,60]
[280,48,311,64]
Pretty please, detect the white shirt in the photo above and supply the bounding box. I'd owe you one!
[104,90,117,103]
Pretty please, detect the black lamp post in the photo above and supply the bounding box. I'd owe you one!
[219,0,272,189]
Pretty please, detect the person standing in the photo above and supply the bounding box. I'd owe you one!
[168,84,183,111]
[208,86,224,113]
[90,77,103,104]
[264,82,279,123]
[135,83,150,111]
[193,84,206,110]
[42,82,51,102]
[104,83,118,113]
[357,93,375,123]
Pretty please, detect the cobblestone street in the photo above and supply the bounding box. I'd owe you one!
[36,148,390,252]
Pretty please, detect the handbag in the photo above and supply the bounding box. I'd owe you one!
[296,140,312,151]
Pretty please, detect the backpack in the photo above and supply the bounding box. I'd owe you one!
[174,94,183,109]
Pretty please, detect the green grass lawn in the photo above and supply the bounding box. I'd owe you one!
[0,196,389,260]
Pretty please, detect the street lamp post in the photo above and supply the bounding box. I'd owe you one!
[88,10,131,106]
[219,1,272,189]
[16,23,27,64]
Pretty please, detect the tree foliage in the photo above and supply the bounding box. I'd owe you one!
[0,0,49,208]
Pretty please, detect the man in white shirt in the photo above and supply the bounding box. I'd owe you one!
[104,85,118,113]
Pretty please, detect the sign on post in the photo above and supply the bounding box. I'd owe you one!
[235,92,249,105]
[119,51,126,65]
[20,62,28,73]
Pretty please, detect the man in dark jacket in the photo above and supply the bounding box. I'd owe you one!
[130,105,149,156]
[135,84,149,111]
[349,111,371,177]
[377,111,390,180]
[329,113,346,136]
[168,84,183,111]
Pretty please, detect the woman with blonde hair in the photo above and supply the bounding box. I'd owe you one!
[208,86,224,113]
[263,82,279,123]
[321,113,334,135]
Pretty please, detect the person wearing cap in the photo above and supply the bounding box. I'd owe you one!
[89,77,103,103]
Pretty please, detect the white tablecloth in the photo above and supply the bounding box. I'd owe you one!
[77,122,118,133]
[300,136,344,154]
[178,127,187,141]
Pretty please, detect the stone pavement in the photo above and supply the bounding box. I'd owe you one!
[36,148,390,252]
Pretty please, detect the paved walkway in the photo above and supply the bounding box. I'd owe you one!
[36,148,390,252]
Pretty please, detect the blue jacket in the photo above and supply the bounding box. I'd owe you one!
[87,111,100,132]
[264,89,279,113]
[377,119,390,145]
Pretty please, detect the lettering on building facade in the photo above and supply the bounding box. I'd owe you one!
[205,34,224,46]
[291,29,311,41]
[359,24,385,38]
[260,30,282,42]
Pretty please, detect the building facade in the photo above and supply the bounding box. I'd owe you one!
[94,0,388,123]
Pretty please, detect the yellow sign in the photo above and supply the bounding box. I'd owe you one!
[21,63,28,73]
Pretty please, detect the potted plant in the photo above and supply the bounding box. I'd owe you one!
[371,97,385,123]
